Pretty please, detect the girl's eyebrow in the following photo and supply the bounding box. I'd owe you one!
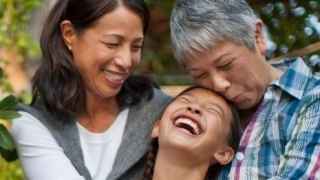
[176,94,193,102]
[178,93,193,99]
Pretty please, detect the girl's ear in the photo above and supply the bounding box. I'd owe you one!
[213,146,235,165]
[151,120,160,138]
[60,20,77,51]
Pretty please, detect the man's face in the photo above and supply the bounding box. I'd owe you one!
[183,41,270,109]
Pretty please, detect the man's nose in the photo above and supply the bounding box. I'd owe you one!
[210,73,230,94]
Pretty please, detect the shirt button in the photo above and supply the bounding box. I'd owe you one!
[236,152,245,161]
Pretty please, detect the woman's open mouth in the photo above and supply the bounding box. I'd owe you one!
[103,69,128,87]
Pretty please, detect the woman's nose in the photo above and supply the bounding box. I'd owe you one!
[114,47,133,70]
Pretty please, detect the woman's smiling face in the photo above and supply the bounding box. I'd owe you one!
[62,5,144,101]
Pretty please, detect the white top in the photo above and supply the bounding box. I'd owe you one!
[10,109,129,180]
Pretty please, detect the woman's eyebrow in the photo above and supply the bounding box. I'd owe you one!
[103,33,144,41]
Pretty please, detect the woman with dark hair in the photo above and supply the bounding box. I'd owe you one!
[10,0,170,180]
[142,86,241,180]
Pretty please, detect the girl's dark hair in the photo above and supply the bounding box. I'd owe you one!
[206,104,241,179]
[32,0,152,116]
[143,86,242,180]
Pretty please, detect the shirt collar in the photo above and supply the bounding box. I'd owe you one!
[270,57,311,100]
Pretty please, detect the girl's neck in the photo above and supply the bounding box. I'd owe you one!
[152,149,209,180]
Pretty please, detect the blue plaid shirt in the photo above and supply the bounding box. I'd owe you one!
[219,57,320,179]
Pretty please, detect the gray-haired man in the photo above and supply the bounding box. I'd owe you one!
[170,0,320,179]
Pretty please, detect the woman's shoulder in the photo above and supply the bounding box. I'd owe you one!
[128,88,171,122]
[10,110,58,145]
[11,110,45,131]
[138,88,172,111]
[151,88,172,104]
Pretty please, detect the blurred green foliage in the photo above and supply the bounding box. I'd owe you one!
[0,158,24,180]
[0,95,20,162]
[0,87,23,180]
[0,0,41,179]
[0,0,41,58]
[0,71,24,179]
[249,0,320,57]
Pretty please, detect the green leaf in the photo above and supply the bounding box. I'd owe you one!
[0,110,20,120]
[0,147,18,162]
[0,124,15,150]
[0,95,18,110]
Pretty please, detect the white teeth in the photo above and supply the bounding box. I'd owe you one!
[175,118,200,135]
[104,70,126,82]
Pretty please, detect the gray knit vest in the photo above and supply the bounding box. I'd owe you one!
[16,89,171,180]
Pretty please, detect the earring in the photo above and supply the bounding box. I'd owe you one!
[67,45,72,51]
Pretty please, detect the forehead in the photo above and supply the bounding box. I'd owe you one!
[182,41,238,70]
[181,88,233,123]
[89,6,143,36]
[181,88,228,108]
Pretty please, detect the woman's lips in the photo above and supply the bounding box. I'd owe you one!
[103,69,128,88]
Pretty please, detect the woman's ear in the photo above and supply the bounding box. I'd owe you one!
[151,120,160,138]
[213,146,235,165]
[60,20,76,51]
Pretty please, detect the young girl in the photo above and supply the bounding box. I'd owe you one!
[143,86,241,180]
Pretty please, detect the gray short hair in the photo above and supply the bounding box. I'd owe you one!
[170,0,259,62]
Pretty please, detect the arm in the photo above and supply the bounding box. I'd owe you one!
[10,112,85,180]
[270,98,320,179]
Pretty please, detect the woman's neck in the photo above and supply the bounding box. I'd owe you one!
[78,92,120,133]
[152,149,209,180]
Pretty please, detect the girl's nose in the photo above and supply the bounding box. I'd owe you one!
[187,106,201,115]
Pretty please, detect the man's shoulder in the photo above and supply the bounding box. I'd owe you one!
[273,57,320,97]
[271,56,316,73]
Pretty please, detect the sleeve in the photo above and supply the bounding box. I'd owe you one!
[270,97,320,179]
[10,111,85,180]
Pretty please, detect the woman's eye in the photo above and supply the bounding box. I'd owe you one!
[103,42,119,49]
[131,45,143,52]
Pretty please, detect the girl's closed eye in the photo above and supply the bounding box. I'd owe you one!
[177,96,192,104]
[206,107,219,114]
[206,104,224,118]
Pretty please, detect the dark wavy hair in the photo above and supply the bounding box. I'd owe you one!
[32,0,153,116]
[142,86,241,180]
